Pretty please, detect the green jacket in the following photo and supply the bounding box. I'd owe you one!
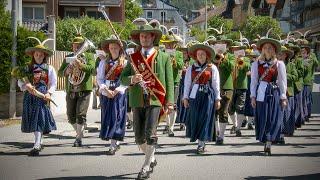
[171,51,184,85]
[58,52,95,93]
[286,61,298,97]
[120,50,174,108]
[293,57,304,92]
[218,53,235,90]
[303,53,319,86]
[233,57,250,90]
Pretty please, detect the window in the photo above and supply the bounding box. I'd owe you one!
[86,8,105,19]
[65,8,80,18]
[160,11,166,22]
[22,6,45,21]
[146,11,153,19]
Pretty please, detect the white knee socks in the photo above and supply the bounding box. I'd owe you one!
[198,140,205,147]
[219,123,227,139]
[142,145,155,171]
[229,114,236,126]
[76,124,84,140]
[110,139,119,150]
[139,143,147,154]
[34,131,42,149]
[236,114,244,130]
[169,112,176,132]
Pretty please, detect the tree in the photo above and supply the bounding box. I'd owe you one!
[125,0,143,22]
[240,16,282,41]
[56,16,137,51]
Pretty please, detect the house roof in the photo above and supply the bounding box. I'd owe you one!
[142,0,178,10]
[188,3,227,26]
[59,0,122,7]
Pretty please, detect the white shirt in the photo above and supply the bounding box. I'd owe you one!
[250,59,287,100]
[183,63,221,100]
[141,47,155,58]
[97,58,128,95]
[18,65,57,94]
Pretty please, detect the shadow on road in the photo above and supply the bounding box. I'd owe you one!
[38,173,137,180]
[244,173,320,180]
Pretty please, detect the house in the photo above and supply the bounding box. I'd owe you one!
[188,2,227,30]
[140,0,187,42]
[18,0,124,25]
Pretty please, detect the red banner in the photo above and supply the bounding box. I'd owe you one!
[130,50,166,106]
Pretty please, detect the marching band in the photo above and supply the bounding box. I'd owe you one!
[12,16,319,179]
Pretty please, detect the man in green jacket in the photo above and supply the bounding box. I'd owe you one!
[120,19,174,179]
[208,34,235,145]
[58,33,95,147]
[160,33,184,137]
[300,40,319,122]
[228,41,251,137]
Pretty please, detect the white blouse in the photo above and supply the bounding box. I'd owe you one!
[97,59,128,95]
[183,63,221,100]
[18,65,57,94]
[250,59,287,100]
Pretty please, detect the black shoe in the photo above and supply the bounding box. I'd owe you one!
[241,120,247,127]
[247,122,254,130]
[235,129,242,137]
[196,145,205,154]
[168,130,175,137]
[179,124,185,131]
[278,137,285,145]
[73,139,82,147]
[230,126,236,134]
[264,147,271,156]
[127,120,133,129]
[216,137,224,145]
[116,144,121,151]
[305,117,310,122]
[163,126,169,134]
[29,147,41,156]
[149,159,157,173]
[137,168,150,179]
[106,148,116,155]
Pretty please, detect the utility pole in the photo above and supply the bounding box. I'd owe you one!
[9,0,17,118]
[205,0,208,39]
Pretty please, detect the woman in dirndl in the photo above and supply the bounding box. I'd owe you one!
[182,42,221,154]
[250,34,287,156]
[12,37,57,156]
[278,46,297,140]
[97,35,128,155]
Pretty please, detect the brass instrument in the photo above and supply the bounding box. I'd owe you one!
[66,39,95,86]
[236,58,245,69]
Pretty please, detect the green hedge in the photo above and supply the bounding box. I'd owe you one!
[56,16,136,51]
[0,8,46,95]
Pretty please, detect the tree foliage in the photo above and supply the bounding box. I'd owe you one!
[125,0,143,22]
[241,16,282,41]
[0,2,46,94]
[56,16,136,51]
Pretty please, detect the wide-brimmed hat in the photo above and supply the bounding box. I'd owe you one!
[286,43,301,53]
[207,24,233,46]
[130,18,162,46]
[280,46,294,59]
[188,42,215,62]
[25,37,53,57]
[72,25,85,44]
[256,28,281,53]
[101,34,127,53]
[230,41,247,50]
[160,34,179,44]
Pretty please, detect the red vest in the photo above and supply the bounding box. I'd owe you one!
[191,65,212,84]
[258,63,278,83]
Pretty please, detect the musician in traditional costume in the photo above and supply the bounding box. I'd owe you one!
[120,18,174,179]
[175,42,195,131]
[278,46,297,141]
[298,38,319,122]
[250,32,287,156]
[286,42,304,128]
[228,40,251,137]
[183,42,221,154]
[96,35,128,155]
[243,48,259,130]
[206,29,235,145]
[58,28,95,147]
[12,37,57,156]
[160,32,184,137]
